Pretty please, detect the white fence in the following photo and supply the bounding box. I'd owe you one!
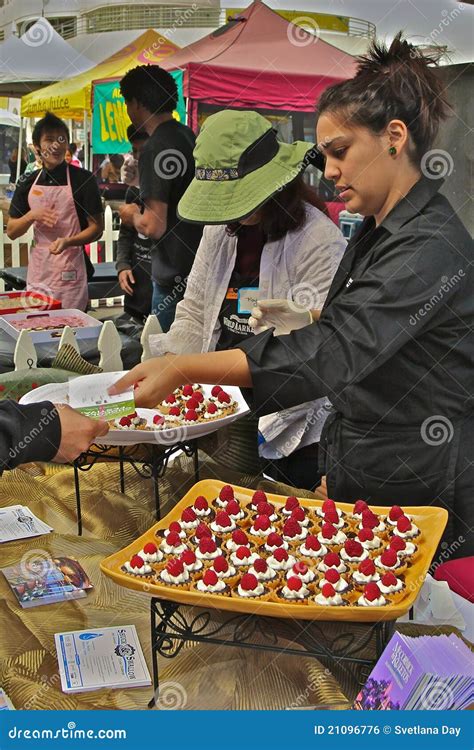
[0,205,122,308]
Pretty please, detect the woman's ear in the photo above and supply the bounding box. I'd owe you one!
[385,119,410,155]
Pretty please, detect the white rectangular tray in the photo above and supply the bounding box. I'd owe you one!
[0,308,102,343]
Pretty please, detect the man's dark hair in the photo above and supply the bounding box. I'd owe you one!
[120,65,178,114]
[127,124,149,144]
[32,112,69,147]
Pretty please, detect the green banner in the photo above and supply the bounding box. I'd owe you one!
[92,70,185,154]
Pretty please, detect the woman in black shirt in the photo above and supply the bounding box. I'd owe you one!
[111,35,473,556]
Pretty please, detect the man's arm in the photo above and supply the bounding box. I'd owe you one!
[132,198,167,240]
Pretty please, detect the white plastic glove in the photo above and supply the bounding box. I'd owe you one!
[248,299,313,336]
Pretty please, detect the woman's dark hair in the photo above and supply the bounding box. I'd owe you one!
[68,142,77,154]
[32,112,69,147]
[227,174,328,241]
[317,32,450,164]
[120,65,178,114]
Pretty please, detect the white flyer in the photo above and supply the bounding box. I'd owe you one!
[68,372,135,421]
[54,625,151,693]
[0,505,52,543]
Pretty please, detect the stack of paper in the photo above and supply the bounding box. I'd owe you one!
[354,632,474,710]
[0,505,52,543]
[55,626,151,693]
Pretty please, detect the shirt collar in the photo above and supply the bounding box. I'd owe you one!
[381,175,444,234]
[42,161,66,180]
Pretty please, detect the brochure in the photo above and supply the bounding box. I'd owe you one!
[68,372,135,421]
[354,632,474,710]
[55,625,151,693]
[0,688,15,710]
[2,556,92,608]
[0,505,52,543]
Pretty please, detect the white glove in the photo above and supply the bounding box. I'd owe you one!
[248,299,313,336]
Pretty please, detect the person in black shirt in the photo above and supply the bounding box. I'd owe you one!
[110,35,473,557]
[115,125,152,323]
[119,65,202,332]
[7,113,103,310]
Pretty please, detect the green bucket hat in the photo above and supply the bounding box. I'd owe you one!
[178,110,315,224]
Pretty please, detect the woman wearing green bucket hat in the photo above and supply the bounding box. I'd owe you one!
[110,35,473,558]
[146,109,346,489]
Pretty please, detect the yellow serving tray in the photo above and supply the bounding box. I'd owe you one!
[100,479,448,622]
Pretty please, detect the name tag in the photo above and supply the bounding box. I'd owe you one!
[238,287,260,314]
[61,270,77,282]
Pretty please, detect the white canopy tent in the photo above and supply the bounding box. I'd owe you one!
[0,19,93,88]
[0,19,95,176]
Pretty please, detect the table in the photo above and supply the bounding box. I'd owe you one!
[148,597,396,709]
[73,440,201,535]
[0,263,122,300]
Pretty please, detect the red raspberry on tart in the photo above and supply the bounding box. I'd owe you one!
[217,391,231,404]
[226,499,242,516]
[321,583,336,598]
[273,548,289,563]
[181,549,197,566]
[219,485,234,503]
[253,514,271,532]
[283,518,302,538]
[143,542,157,555]
[240,573,259,591]
[256,501,275,517]
[164,393,176,404]
[181,507,197,523]
[165,531,181,547]
[232,529,249,546]
[321,522,338,540]
[211,385,223,397]
[266,532,284,548]
[396,515,412,533]
[304,535,322,551]
[359,558,376,576]
[195,522,212,539]
[381,572,398,587]
[389,535,407,553]
[182,384,194,397]
[388,505,404,522]
[253,558,268,574]
[287,576,303,591]
[358,528,375,543]
[203,569,219,587]
[379,549,399,568]
[186,397,200,411]
[199,538,217,555]
[322,499,337,514]
[251,490,267,506]
[235,546,252,561]
[364,582,382,601]
[194,496,209,511]
[214,511,232,528]
[166,558,184,577]
[184,409,198,421]
[169,521,182,534]
[323,552,342,569]
[153,414,165,425]
[353,500,369,515]
[213,556,229,574]
[324,509,340,525]
[343,540,364,558]
[130,554,145,569]
[324,568,340,584]
[284,496,300,512]
[361,510,380,529]
[168,406,181,417]
[193,391,204,403]
[206,402,218,415]
[119,416,132,427]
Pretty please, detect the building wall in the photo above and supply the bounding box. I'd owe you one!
[436,63,473,235]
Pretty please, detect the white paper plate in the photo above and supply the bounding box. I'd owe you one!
[19,375,250,446]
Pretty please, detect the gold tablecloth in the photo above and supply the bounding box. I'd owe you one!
[0,452,465,710]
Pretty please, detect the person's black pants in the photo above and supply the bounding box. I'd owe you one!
[262,443,321,492]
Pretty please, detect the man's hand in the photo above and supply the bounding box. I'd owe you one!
[108,355,181,408]
[119,203,139,227]
[53,404,109,463]
[49,237,69,255]
[118,269,135,295]
[248,299,313,336]
[30,207,58,228]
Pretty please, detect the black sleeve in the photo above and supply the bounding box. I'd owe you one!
[116,187,141,273]
[0,400,61,472]
[8,173,36,218]
[74,169,103,220]
[139,141,172,204]
[237,232,467,415]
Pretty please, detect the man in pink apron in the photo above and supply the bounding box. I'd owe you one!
[7,113,103,311]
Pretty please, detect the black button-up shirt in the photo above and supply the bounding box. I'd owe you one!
[238,176,473,426]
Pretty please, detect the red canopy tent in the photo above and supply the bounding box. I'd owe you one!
[161,1,357,132]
